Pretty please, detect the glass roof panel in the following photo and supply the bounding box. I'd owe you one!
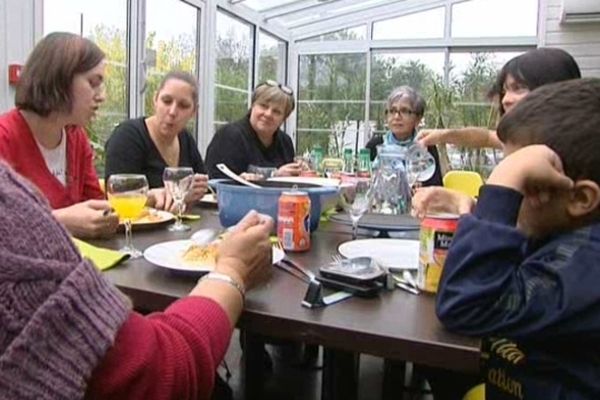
[243,0,304,12]
[452,0,538,37]
[373,7,444,40]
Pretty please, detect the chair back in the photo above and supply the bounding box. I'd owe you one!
[443,170,484,197]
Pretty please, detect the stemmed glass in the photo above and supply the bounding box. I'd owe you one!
[163,167,194,232]
[340,178,373,240]
[107,174,149,258]
[405,144,436,186]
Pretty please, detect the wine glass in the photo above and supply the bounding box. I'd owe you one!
[163,167,194,232]
[406,144,436,186]
[340,178,372,240]
[107,174,149,258]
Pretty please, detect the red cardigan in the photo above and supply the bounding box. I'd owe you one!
[87,296,232,400]
[0,109,104,209]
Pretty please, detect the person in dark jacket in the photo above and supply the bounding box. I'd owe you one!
[205,81,300,180]
[365,85,443,187]
[437,78,600,400]
[105,71,208,209]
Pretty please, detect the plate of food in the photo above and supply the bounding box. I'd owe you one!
[143,239,285,275]
[199,193,218,207]
[119,208,174,230]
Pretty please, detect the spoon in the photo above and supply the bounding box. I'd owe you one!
[216,163,261,188]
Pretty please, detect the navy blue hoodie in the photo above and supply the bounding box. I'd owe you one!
[437,185,600,400]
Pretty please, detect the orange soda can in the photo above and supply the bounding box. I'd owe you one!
[417,213,459,293]
[277,191,311,252]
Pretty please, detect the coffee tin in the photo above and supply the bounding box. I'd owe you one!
[417,213,459,293]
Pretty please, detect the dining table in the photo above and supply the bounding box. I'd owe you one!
[92,207,480,400]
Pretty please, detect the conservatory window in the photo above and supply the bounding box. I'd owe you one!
[214,11,253,130]
[297,53,366,156]
[143,0,200,134]
[372,7,444,40]
[369,51,445,136]
[452,0,538,37]
[258,30,287,84]
[43,0,127,172]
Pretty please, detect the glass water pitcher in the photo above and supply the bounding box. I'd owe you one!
[372,144,412,215]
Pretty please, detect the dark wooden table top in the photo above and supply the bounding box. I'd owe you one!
[94,208,480,373]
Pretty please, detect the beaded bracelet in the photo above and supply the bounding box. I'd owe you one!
[201,272,245,301]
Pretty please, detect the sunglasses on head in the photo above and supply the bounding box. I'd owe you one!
[262,79,294,96]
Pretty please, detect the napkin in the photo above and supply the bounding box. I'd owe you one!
[320,207,338,222]
[72,238,130,271]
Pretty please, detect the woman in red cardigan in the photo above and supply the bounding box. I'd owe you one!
[0,32,175,238]
[0,32,119,238]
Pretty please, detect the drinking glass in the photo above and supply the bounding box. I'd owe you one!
[248,164,277,180]
[406,144,436,186]
[340,178,372,240]
[107,174,149,258]
[163,167,194,232]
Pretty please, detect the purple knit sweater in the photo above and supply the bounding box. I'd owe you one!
[0,162,131,399]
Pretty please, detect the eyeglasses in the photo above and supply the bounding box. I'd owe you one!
[385,107,416,118]
[262,79,294,96]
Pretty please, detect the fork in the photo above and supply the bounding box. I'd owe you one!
[331,254,344,265]
[274,241,317,281]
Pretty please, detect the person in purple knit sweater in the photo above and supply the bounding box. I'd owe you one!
[0,159,274,399]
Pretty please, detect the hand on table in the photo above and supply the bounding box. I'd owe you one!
[53,199,119,239]
[276,162,302,177]
[411,186,475,219]
[185,173,208,203]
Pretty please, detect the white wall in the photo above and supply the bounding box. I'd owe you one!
[0,0,40,113]
[543,0,600,77]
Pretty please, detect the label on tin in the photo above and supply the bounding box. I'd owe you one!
[417,215,458,293]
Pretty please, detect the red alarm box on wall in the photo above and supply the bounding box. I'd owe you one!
[8,64,23,85]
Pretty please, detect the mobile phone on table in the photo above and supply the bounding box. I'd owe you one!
[319,256,384,286]
[316,275,382,298]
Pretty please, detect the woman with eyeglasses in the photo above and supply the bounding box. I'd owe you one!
[411,48,582,219]
[104,71,208,211]
[205,80,300,180]
[0,32,119,239]
[365,85,443,187]
[415,47,581,150]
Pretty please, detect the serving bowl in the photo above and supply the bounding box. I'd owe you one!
[208,179,339,232]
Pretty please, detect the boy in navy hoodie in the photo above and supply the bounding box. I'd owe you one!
[436,78,600,400]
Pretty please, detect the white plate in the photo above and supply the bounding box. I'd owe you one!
[199,193,217,204]
[338,239,419,271]
[267,176,341,187]
[119,209,174,227]
[144,240,285,275]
